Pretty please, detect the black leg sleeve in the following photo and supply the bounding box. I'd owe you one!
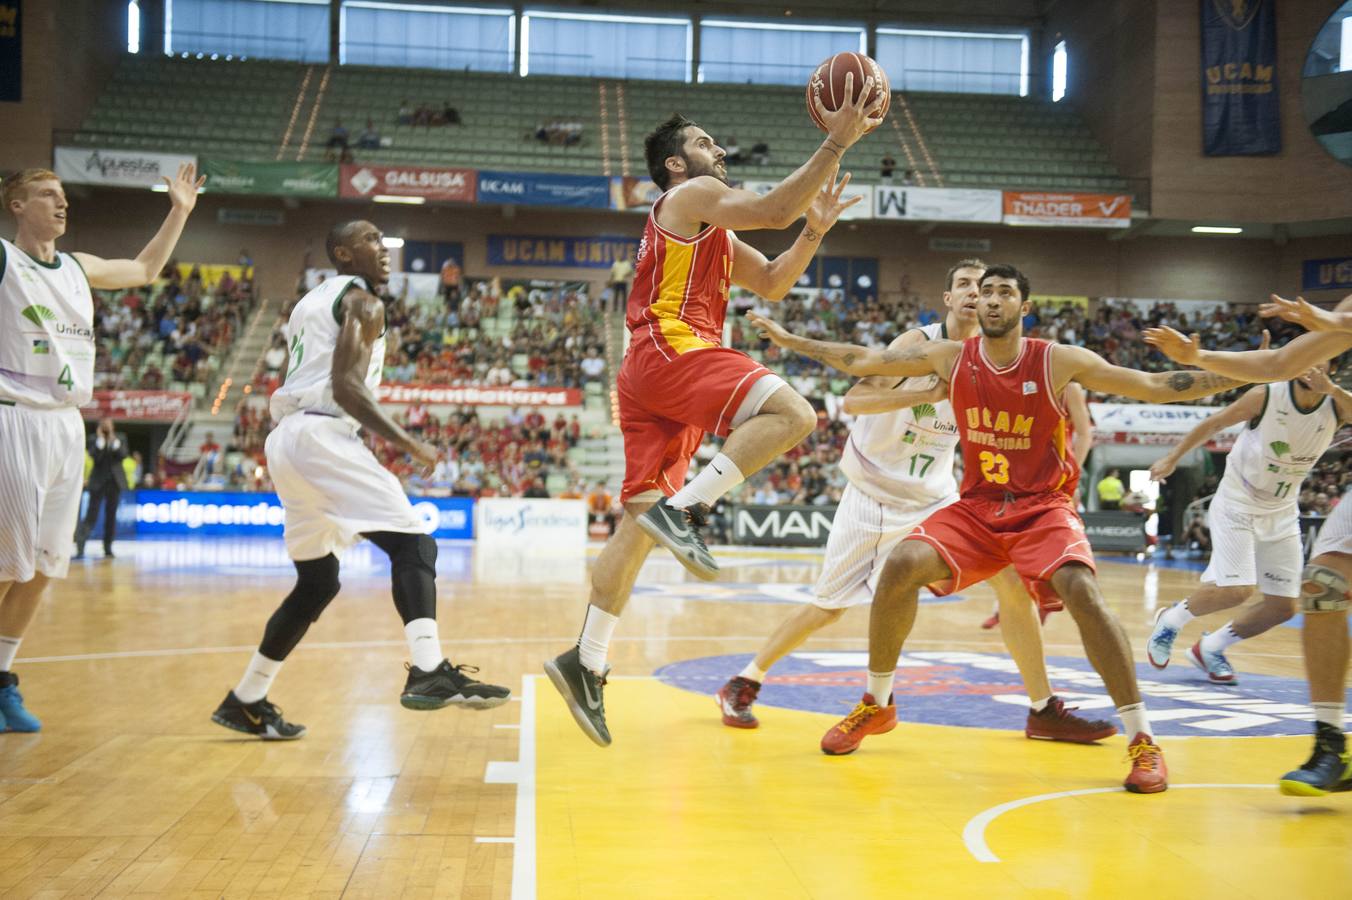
[364,531,438,624]
[259,554,342,661]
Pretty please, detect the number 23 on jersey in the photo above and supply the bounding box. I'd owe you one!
[979,451,1010,484]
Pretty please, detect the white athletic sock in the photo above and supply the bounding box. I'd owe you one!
[1200,623,1241,655]
[1029,696,1051,713]
[404,618,444,672]
[1313,701,1346,730]
[1159,600,1195,631]
[234,651,284,704]
[0,635,20,672]
[738,661,767,683]
[668,452,744,510]
[867,671,895,705]
[1117,702,1153,740]
[577,605,620,674]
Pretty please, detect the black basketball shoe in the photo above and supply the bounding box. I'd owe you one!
[211,691,306,740]
[544,646,611,747]
[1279,722,1352,797]
[637,498,719,581]
[400,660,512,710]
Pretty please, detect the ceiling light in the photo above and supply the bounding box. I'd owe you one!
[1191,225,1243,234]
[373,195,425,205]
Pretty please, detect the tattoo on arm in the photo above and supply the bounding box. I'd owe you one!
[1167,371,1194,392]
[1163,369,1241,399]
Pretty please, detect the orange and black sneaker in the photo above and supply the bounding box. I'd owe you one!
[716,676,761,729]
[820,693,897,756]
[1124,732,1168,794]
[1025,696,1118,744]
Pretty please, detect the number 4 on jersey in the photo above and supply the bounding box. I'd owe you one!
[58,364,74,390]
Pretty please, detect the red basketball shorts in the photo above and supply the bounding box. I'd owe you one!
[616,345,772,502]
[904,493,1095,612]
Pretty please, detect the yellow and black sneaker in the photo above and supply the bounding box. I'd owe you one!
[400,660,511,711]
[210,691,306,740]
[1279,723,1352,797]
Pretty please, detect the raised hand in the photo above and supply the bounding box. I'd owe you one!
[1258,294,1343,333]
[805,170,861,236]
[164,162,206,214]
[1299,366,1336,394]
[1142,326,1203,366]
[747,311,796,348]
[1148,455,1178,483]
[813,72,889,150]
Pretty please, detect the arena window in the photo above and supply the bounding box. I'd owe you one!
[520,10,690,82]
[164,0,329,63]
[1052,40,1067,102]
[697,19,865,86]
[875,27,1028,96]
[339,2,514,73]
[127,0,140,54]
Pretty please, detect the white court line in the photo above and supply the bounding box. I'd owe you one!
[476,836,517,844]
[963,783,1274,862]
[513,674,537,900]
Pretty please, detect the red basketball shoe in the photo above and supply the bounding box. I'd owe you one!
[1124,733,1169,794]
[820,693,897,755]
[1025,696,1118,743]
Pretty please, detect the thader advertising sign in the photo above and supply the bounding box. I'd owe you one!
[134,491,474,539]
[1002,191,1132,228]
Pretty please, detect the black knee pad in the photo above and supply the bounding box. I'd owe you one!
[365,531,438,623]
[260,554,341,660]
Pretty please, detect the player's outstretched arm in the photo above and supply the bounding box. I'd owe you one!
[1148,387,1264,482]
[842,328,940,414]
[1053,343,1249,404]
[747,311,956,379]
[730,172,860,301]
[331,290,438,470]
[73,163,205,290]
[665,73,885,232]
[1065,381,1095,467]
[1259,293,1352,333]
[1144,325,1352,383]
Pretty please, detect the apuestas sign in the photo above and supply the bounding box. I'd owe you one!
[657,650,1332,737]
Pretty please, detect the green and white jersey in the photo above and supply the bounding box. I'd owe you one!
[838,321,960,507]
[270,275,385,425]
[0,238,95,408]
[1218,381,1338,512]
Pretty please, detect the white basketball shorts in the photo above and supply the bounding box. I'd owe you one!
[0,403,85,582]
[812,482,957,609]
[266,413,424,561]
[1201,489,1302,598]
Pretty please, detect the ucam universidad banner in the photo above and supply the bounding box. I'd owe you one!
[1302,257,1352,293]
[201,160,337,197]
[54,147,197,189]
[1002,191,1132,228]
[476,171,610,208]
[486,235,638,269]
[1200,0,1280,156]
[873,185,1003,223]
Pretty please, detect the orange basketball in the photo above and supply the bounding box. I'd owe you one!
[806,52,890,133]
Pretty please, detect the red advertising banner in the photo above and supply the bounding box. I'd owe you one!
[81,390,193,422]
[376,384,583,407]
[1002,191,1132,228]
[339,164,476,202]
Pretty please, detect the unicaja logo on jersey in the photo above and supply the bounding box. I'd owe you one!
[1269,440,1290,457]
[20,304,56,327]
[912,402,937,421]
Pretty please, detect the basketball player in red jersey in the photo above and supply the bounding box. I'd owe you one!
[545,78,887,747]
[751,264,1251,793]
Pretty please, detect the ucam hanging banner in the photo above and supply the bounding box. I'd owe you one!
[1200,0,1280,156]
[486,234,638,269]
[1002,191,1132,228]
[0,0,19,102]
[477,171,610,208]
[1302,257,1352,293]
[873,185,1003,223]
[54,147,198,189]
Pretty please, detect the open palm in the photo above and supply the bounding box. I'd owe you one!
[805,170,860,234]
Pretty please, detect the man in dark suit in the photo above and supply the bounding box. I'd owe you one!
[75,419,128,559]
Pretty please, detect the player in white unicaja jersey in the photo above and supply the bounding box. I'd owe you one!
[0,164,203,733]
[211,221,510,740]
[715,260,1117,749]
[1144,293,1352,796]
[1147,368,1349,684]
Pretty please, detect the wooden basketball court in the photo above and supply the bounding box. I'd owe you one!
[2,539,1349,898]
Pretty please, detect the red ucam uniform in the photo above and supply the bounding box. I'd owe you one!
[615,182,774,501]
[905,336,1093,606]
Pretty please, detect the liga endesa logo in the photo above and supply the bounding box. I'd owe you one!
[656,651,1324,737]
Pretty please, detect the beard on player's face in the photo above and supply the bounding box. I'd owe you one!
[679,152,729,185]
